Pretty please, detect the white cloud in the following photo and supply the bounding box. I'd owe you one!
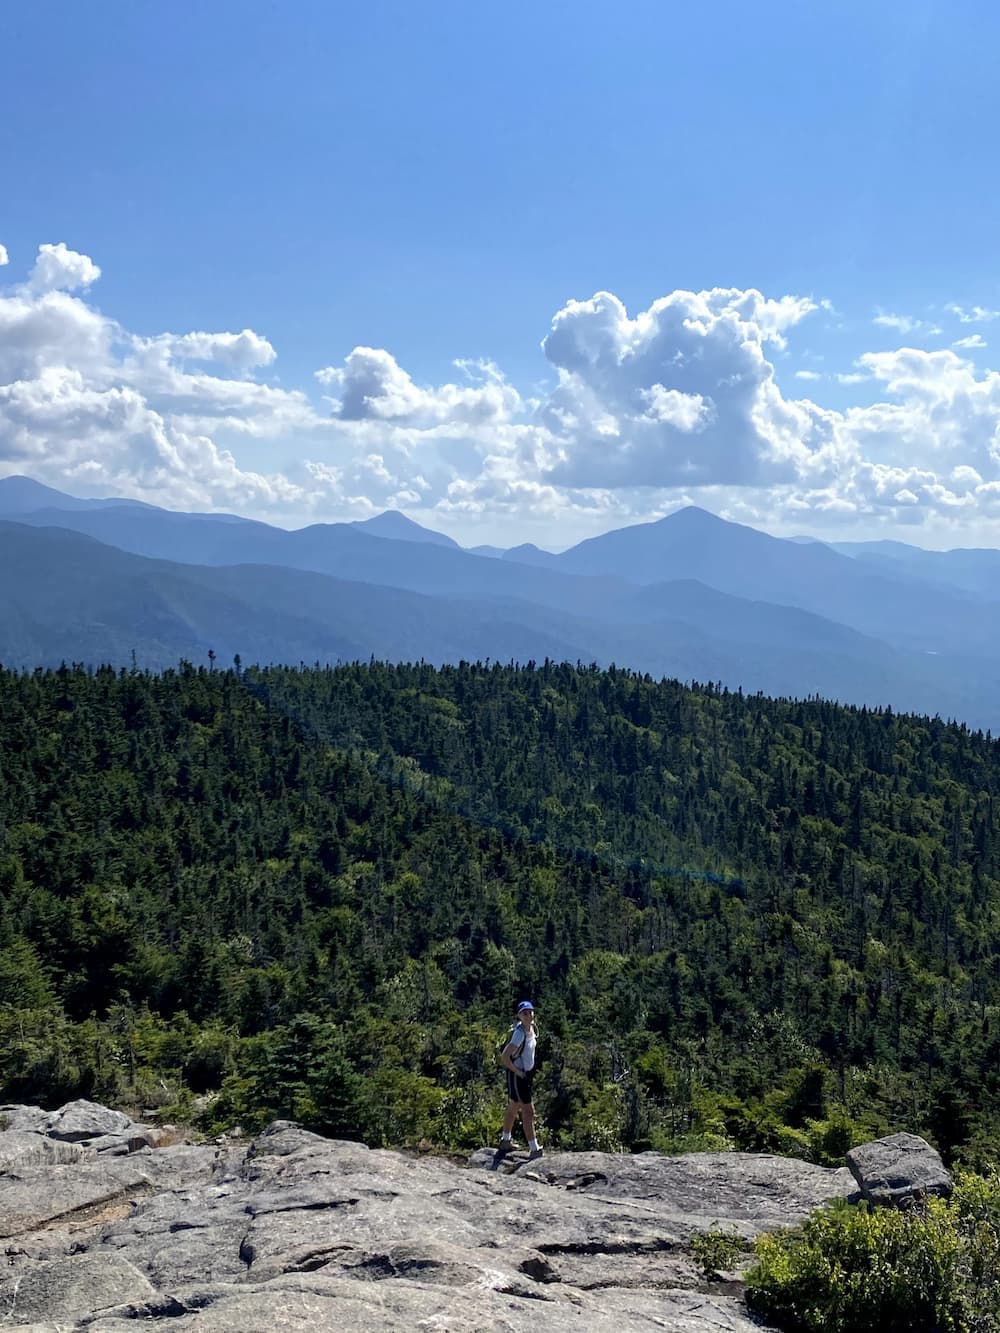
[753,294,820,348]
[874,312,918,333]
[534,287,835,489]
[316,347,520,426]
[0,289,114,386]
[872,312,942,337]
[947,303,999,324]
[513,295,1000,539]
[139,329,277,370]
[0,244,312,513]
[952,464,982,485]
[28,243,101,293]
[0,244,8,267]
[954,334,987,350]
[641,385,713,430]
[5,237,1000,545]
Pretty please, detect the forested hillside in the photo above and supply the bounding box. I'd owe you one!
[2,660,999,1165]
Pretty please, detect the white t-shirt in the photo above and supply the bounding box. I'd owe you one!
[510,1021,536,1073]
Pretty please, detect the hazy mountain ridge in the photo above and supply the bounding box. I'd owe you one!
[2,475,1000,728]
[509,506,1000,656]
[0,522,597,673]
[350,508,461,548]
[830,537,1000,600]
[0,475,160,514]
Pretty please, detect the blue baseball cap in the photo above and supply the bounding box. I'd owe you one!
[517,1000,535,1013]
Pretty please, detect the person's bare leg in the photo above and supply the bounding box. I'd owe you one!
[502,1101,519,1136]
[522,1103,535,1142]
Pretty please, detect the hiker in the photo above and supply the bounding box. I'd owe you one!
[498,1000,542,1160]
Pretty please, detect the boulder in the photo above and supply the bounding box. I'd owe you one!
[44,1100,134,1143]
[126,1125,159,1152]
[0,1104,50,1135]
[846,1132,952,1207]
[0,1133,86,1173]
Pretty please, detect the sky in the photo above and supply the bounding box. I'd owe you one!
[3,0,1000,549]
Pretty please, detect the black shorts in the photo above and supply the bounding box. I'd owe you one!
[506,1068,534,1104]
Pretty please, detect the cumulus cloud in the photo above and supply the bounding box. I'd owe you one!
[316,348,520,426]
[0,244,8,267]
[641,385,713,431]
[29,242,101,293]
[140,329,277,370]
[534,287,835,489]
[0,288,112,384]
[761,345,1000,531]
[507,291,1000,537]
[952,465,982,485]
[0,244,313,512]
[5,237,1000,544]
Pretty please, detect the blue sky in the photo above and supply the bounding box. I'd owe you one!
[3,0,1000,547]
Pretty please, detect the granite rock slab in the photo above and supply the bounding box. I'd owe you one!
[0,1112,862,1331]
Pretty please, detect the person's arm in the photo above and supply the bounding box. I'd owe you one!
[501,1027,525,1072]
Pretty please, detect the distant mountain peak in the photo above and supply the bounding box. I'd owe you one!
[500,542,561,569]
[0,475,81,511]
[657,504,730,528]
[667,504,717,519]
[0,474,156,515]
[351,510,459,549]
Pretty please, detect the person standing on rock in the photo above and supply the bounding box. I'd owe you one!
[498,1000,542,1160]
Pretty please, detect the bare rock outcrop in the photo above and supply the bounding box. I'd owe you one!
[0,1111,860,1330]
[847,1131,953,1207]
[0,1107,51,1136]
[43,1103,134,1145]
[0,1135,86,1174]
[0,1253,155,1326]
[1,1102,165,1161]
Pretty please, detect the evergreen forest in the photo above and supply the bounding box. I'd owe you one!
[2,658,1000,1166]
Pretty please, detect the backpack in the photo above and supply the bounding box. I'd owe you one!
[497,1023,526,1069]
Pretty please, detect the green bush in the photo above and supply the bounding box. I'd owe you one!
[745,1173,1000,1333]
[690,1225,745,1280]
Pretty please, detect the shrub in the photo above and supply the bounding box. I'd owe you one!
[690,1225,745,1280]
[745,1174,1000,1333]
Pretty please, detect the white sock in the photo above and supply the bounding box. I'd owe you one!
[528,1138,539,1151]
[500,1132,512,1141]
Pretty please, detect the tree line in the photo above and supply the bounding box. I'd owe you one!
[1,659,998,1164]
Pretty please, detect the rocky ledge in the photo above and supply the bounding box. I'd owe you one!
[0,1101,937,1331]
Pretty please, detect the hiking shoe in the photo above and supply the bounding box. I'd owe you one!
[496,1139,514,1155]
[527,1146,544,1162]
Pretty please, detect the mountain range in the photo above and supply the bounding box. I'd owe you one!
[2,474,998,729]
